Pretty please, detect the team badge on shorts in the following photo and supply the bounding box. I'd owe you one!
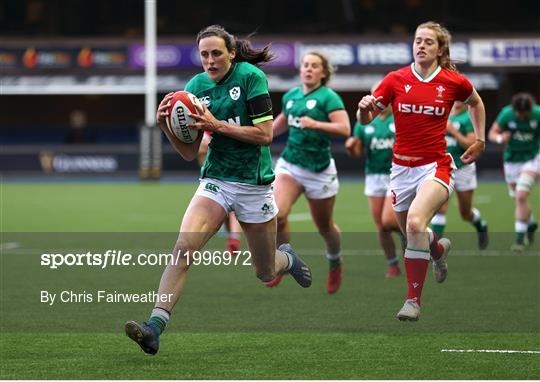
[391,190,397,205]
[261,203,275,215]
[229,86,241,101]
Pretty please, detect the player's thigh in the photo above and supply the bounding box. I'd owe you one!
[367,196,385,227]
[178,195,228,251]
[409,180,449,227]
[381,196,399,230]
[240,218,277,272]
[274,173,304,216]
[456,190,474,215]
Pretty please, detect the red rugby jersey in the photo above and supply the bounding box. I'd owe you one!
[373,63,473,160]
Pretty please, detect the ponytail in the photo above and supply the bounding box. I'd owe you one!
[197,25,274,67]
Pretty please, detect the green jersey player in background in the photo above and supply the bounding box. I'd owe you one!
[430,101,489,249]
[489,92,540,252]
[266,52,350,294]
[345,84,403,279]
[125,25,312,355]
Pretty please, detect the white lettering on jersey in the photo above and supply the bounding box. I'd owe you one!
[221,116,241,126]
[513,131,535,142]
[287,114,301,128]
[370,137,394,150]
[398,103,445,116]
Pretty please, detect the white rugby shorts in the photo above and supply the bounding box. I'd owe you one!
[390,154,456,212]
[195,178,278,224]
[454,163,477,192]
[274,157,339,199]
[364,174,391,197]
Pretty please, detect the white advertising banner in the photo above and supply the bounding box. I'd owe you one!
[470,39,540,66]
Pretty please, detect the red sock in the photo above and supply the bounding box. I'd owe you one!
[227,237,241,253]
[404,257,429,305]
[429,232,444,260]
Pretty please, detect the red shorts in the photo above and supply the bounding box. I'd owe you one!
[390,154,456,212]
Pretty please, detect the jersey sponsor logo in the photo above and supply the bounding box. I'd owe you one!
[229,86,241,101]
[306,99,317,109]
[220,116,241,126]
[286,100,294,109]
[404,84,412,93]
[436,85,446,98]
[287,114,301,128]
[370,137,394,150]
[513,131,535,142]
[199,96,211,106]
[398,103,445,116]
[204,182,220,193]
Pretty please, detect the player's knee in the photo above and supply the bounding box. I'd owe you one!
[406,214,426,234]
[276,209,290,226]
[515,190,528,204]
[516,173,536,194]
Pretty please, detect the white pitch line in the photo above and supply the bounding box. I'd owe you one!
[0,242,20,250]
[288,213,312,222]
[442,349,540,354]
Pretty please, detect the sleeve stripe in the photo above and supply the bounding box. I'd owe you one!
[252,115,273,124]
[463,91,474,104]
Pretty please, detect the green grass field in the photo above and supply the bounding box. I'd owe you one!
[1,180,539,379]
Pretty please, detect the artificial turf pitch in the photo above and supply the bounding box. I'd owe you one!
[1,181,539,379]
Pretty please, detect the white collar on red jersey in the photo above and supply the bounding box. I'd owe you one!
[410,63,442,83]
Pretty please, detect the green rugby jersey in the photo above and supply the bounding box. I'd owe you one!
[446,110,474,169]
[353,114,395,175]
[280,85,345,172]
[185,62,274,185]
[496,105,540,163]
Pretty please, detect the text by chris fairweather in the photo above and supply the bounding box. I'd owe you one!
[40,290,173,305]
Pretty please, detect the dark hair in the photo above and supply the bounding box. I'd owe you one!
[196,25,274,67]
[511,92,536,112]
[302,51,335,86]
[416,21,457,72]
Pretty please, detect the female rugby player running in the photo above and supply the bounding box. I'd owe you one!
[125,25,312,355]
[358,21,486,321]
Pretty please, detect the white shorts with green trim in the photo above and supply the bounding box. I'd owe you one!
[195,178,278,224]
[364,174,391,197]
[274,157,339,199]
[454,163,477,192]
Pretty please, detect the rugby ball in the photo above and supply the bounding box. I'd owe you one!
[166,91,202,143]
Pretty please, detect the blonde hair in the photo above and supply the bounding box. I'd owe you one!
[416,21,457,72]
[302,52,335,86]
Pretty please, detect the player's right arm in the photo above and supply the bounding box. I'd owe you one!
[357,95,383,124]
[272,112,289,137]
[488,107,512,145]
[156,92,202,161]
